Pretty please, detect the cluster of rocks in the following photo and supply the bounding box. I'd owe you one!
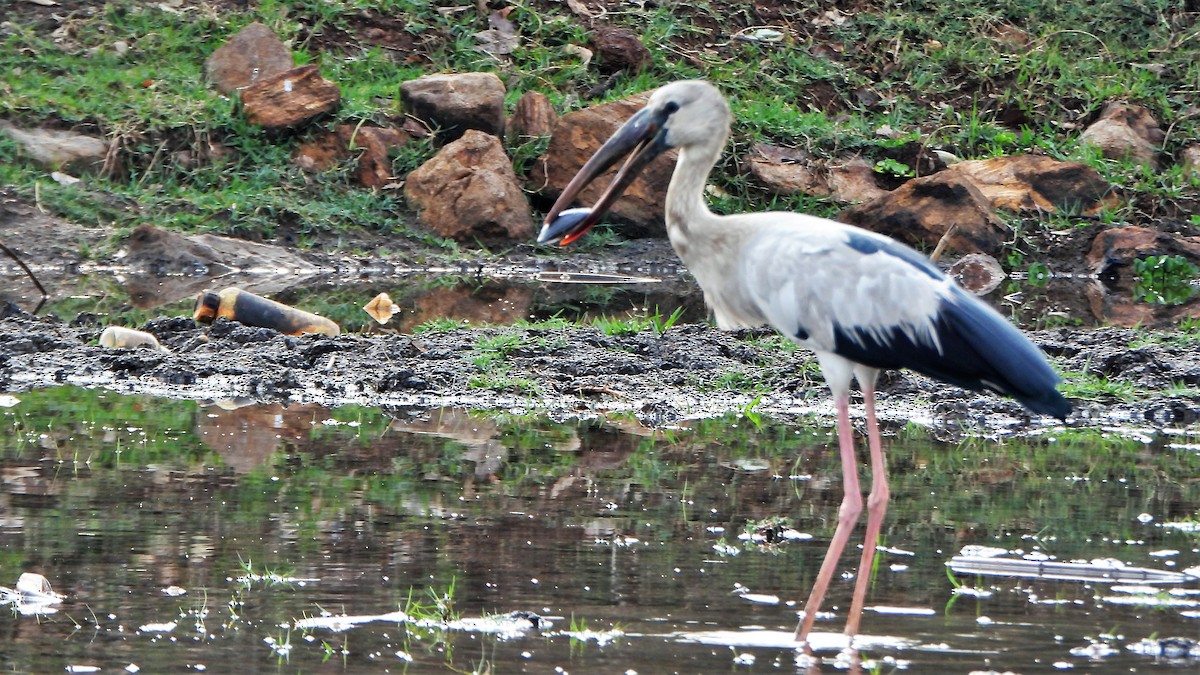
[4,20,1200,272]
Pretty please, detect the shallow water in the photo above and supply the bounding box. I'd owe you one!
[2,387,1198,673]
[4,258,1199,334]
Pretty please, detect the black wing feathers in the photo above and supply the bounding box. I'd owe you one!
[832,286,1071,420]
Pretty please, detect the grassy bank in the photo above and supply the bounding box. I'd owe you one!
[1,0,1197,252]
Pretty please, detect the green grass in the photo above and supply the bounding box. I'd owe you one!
[2,0,1197,251]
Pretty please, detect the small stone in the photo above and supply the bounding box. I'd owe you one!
[294,125,410,188]
[1079,101,1164,168]
[949,252,1006,295]
[509,91,557,140]
[589,26,652,73]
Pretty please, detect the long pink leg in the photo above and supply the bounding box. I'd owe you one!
[794,392,863,643]
[845,382,889,638]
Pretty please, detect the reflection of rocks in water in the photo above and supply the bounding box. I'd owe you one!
[548,425,640,499]
[1,465,60,505]
[1087,278,1200,328]
[386,408,530,481]
[397,283,532,332]
[197,401,331,473]
[949,253,1005,296]
[122,224,325,309]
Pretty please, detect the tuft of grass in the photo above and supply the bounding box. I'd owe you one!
[413,317,470,334]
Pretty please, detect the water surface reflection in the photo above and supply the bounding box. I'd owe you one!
[0,387,1198,672]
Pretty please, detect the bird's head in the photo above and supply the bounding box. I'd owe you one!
[537,80,730,246]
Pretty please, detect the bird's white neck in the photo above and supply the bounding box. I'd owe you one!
[664,141,724,256]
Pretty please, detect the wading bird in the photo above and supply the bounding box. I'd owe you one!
[538,80,1071,646]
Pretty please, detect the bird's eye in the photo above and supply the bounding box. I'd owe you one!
[663,101,680,114]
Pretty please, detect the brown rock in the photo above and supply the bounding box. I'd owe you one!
[294,125,410,188]
[240,65,340,129]
[1086,226,1200,275]
[292,130,344,172]
[205,22,295,95]
[509,91,557,139]
[590,25,652,73]
[1079,102,1164,167]
[945,154,1117,215]
[839,173,1007,255]
[404,130,534,243]
[347,126,410,188]
[532,92,675,237]
[399,72,506,142]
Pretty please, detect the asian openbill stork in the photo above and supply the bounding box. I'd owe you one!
[538,80,1071,645]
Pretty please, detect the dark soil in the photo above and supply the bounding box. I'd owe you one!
[3,283,1199,437]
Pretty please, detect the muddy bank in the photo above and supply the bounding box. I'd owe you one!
[5,192,1200,434]
[2,301,1198,436]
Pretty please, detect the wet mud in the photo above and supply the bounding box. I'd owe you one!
[2,300,1199,436]
[5,190,1200,434]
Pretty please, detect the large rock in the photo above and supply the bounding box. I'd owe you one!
[1079,102,1164,167]
[399,73,506,142]
[1086,226,1200,275]
[404,130,534,243]
[205,22,295,95]
[240,65,340,129]
[532,92,676,237]
[942,154,1116,215]
[839,154,1117,256]
[838,172,1008,254]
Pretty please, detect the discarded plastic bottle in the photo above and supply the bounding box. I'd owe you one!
[98,326,170,353]
[193,287,340,337]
